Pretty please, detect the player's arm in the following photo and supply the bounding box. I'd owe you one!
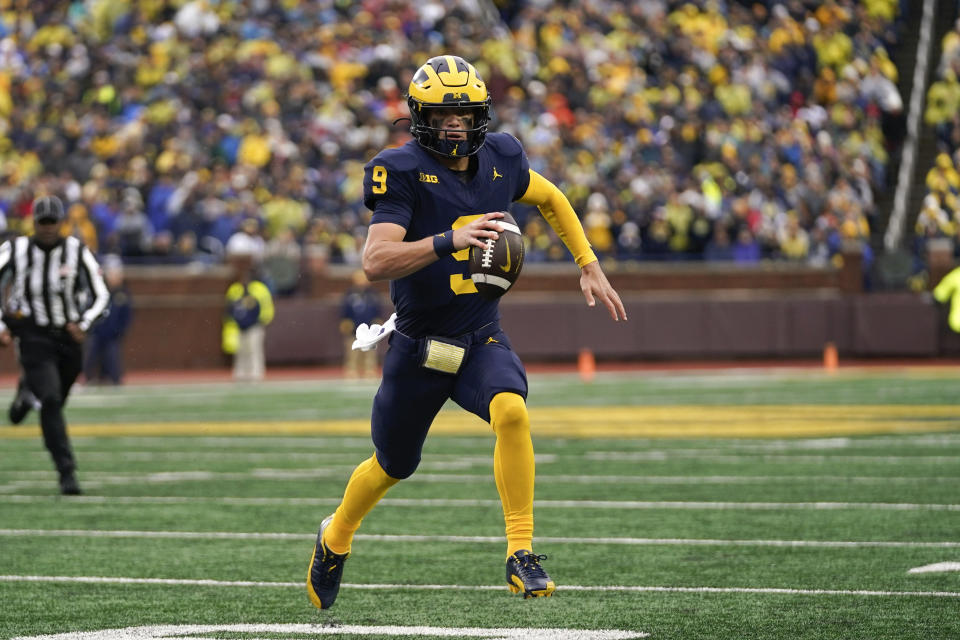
[933,266,960,303]
[518,169,597,268]
[517,170,627,321]
[363,152,504,281]
[0,240,13,345]
[76,245,110,332]
[362,214,504,282]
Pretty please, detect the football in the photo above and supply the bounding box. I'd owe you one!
[469,211,525,300]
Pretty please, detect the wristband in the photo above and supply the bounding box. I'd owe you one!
[433,231,456,257]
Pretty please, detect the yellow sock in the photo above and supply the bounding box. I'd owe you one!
[324,454,399,554]
[489,392,535,558]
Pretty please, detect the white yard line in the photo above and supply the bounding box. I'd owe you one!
[1,494,958,511]
[2,528,958,549]
[908,562,960,574]
[1,575,957,598]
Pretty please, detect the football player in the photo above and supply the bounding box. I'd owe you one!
[308,54,626,609]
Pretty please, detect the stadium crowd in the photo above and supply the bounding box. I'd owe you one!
[0,0,905,294]
[917,13,960,268]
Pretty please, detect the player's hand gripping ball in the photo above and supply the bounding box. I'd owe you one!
[469,211,525,300]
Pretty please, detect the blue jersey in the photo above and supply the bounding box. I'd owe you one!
[363,133,531,337]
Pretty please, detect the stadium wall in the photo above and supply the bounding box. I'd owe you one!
[1,253,953,373]
[259,289,945,366]
[0,248,950,374]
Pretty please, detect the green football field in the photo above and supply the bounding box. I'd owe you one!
[1,366,959,640]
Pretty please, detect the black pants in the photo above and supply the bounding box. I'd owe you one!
[17,328,83,475]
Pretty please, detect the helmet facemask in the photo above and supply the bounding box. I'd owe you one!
[406,55,492,158]
[408,102,491,158]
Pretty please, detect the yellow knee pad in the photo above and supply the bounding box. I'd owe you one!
[489,392,529,434]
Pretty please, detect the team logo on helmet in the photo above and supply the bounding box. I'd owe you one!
[407,55,492,158]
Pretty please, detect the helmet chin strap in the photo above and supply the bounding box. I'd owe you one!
[415,124,487,158]
[433,137,465,157]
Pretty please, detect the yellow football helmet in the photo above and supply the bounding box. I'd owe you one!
[407,55,492,158]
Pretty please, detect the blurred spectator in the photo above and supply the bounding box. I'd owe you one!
[582,193,615,256]
[914,194,954,246]
[778,215,811,260]
[933,263,960,333]
[616,221,643,260]
[339,269,384,379]
[221,236,274,382]
[262,226,303,296]
[926,72,960,139]
[860,57,905,148]
[62,203,98,251]
[704,223,734,261]
[83,255,132,385]
[732,227,762,263]
[112,190,153,257]
[225,217,265,265]
[807,224,835,268]
[175,0,220,38]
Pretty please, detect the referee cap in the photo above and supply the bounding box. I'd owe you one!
[33,195,65,223]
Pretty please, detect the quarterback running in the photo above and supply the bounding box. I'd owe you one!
[307,54,626,610]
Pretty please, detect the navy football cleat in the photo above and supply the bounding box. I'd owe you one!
[506,549,555,598]
[307,514,349,610]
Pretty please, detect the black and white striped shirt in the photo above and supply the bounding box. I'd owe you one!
[0,236,110,334]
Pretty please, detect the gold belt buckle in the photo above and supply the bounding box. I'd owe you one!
[422,338,466,374]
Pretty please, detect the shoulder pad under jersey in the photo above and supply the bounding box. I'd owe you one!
[483,132,524,158]
[367,142,421,173]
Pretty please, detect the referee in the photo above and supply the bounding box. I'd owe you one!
[0,195,110,495]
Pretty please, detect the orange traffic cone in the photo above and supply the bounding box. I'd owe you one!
[823,342,838,373]
[578,348,596,383]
